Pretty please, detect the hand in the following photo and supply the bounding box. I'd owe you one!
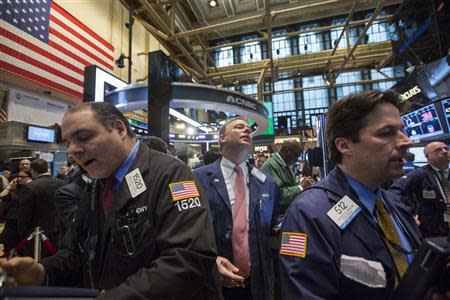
[216,256,245,288]
[299,176,315,189]
[0,257,45,286]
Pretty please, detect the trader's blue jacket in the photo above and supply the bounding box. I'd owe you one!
[280,167,422,300]
[194,159,280,300]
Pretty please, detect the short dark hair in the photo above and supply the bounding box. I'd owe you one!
[203,150,222,165]
[141,136,169,154]
[30,158,48,174]
[256,153,266,159]
[326,89,402,165]
[67,102,135,138]
[404,152,415,162]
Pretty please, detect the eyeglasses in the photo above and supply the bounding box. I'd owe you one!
[432,147,449,154]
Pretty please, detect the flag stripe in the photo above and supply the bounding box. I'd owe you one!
[50,15,114,63]
[0,35,83,80]
[1,54,83,93]
[49,27,113,70]
[0,23,84,75]
[0,60,83,99]
[50,1,114,52]
[0,44,83,86]
[0,0,114,101]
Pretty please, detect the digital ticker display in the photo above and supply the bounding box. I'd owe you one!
[401,103,444,140]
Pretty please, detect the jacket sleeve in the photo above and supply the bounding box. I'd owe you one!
[54,182,81,228]
[17,185,34,238]
[279,189,341,300]
[262,163,300,208]
[99,161,222,300]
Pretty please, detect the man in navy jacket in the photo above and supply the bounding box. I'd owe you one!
[194,117,280,300]
[389,141,450,237]
[280,90,422,300]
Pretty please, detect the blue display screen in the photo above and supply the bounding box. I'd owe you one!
[401,103,443,140]
[27,125,55,143]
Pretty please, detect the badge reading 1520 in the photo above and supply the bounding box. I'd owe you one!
[174,197,202,212]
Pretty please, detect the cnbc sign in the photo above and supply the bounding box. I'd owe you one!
[225,95,257,110]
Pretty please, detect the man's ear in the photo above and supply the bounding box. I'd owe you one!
[219,134,226,146]
[114,120,127,138]
[335,137,352,157]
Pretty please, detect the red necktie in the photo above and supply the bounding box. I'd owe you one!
[232,165,250,276]
[101,176,115,217]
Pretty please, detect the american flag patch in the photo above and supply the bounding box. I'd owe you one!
[280,232,307,258]
[169,181,200,201]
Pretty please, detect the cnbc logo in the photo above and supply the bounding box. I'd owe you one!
[226,95,257,110]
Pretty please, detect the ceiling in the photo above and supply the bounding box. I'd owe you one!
[120,0,403,94]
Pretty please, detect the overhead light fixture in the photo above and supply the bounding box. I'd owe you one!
[209,0,218,8]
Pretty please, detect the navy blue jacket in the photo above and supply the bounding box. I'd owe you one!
[194,159,280,300]
[280,167,422,300]
[389,164,449,237]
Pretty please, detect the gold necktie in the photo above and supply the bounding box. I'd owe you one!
[375,198,408,285]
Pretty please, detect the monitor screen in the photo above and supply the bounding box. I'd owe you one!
[440,98,450,132]
[401,103,444,141]
[27,125,55,143]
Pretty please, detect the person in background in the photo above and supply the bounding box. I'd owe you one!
[280,90,422,299]
[141,136,171,155]
[402,152,418,174]
[194,117,280,300]
[0,102,221,299]
[0,168,10,193]
[389,141,450,237]
[311,165,321,182]
[55,164,68,181]
[254,153,267,169]
[17,158,65,257]
[203,150,222,166]
[8,158,31,181]
[0,170,32,254]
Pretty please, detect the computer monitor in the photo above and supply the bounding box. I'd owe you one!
[401,103,444,141]
[27,125,55,143]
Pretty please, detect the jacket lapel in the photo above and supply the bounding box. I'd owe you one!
[320,168,394,272]
[424,165,445,199]
[273,154,295,183]
[208,160,232,214]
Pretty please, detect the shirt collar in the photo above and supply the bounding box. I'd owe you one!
[429,164,449,178]
[112,141,140,190]
[344,172,381,217]
[275,153,287,168]
[220,156,248,179]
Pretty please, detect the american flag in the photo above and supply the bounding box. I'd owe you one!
[0,0,114,101]
[280,232,307,258]
[169,181,200,201]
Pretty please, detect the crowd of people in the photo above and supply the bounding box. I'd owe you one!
[0,89,448,299]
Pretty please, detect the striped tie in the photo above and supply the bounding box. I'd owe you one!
[375,198,408,285]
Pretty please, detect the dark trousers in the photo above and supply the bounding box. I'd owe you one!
[222,281,252,300]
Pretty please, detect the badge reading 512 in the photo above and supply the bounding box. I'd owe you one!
[174,197,201,212]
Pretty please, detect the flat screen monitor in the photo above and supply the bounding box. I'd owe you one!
[401,103,444,141]
[27,125,55,143]
[440,98,450,132]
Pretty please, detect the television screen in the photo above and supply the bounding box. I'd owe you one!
[27,125,55,143]
[401,103,444,140]
[440,98,450,132]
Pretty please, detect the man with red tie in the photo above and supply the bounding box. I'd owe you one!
[194,117,280,300]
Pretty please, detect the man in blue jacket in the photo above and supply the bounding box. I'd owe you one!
[389,141,450,237]
[280,90,422,300]
[194,117,280,300]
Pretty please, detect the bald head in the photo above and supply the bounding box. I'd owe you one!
[424,141,449,170]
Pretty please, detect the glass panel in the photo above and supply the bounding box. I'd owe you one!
[298,24,324,54]
[272,36,292,58]
[214,46,234,67]
[240,41,262,63]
